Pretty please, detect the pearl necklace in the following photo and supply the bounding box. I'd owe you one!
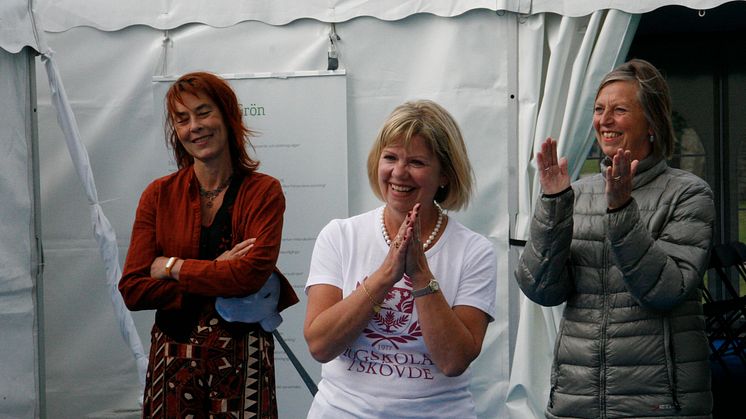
[380,202,443,250]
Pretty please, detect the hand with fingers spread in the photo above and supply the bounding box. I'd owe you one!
[536,137,570,195]
[216,237,256,261]
[605,148,639,210]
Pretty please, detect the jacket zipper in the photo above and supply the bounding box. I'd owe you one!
[662,318,682,411]
[599,241,609,419]
[549,320,565,409]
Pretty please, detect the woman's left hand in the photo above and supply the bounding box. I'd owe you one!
[404,204,434,287]
[216,238,256,261]
[402,203,490,376]
[606,148,639,210]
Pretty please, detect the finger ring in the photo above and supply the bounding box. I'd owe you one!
[394,240,401,249]
[544,167,551,172]
[613,176,621,181]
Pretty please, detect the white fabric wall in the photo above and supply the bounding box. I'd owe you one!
[34,11,512,418]
[0,46,40,419]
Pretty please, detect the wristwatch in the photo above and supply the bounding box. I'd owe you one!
[412,279,440,298]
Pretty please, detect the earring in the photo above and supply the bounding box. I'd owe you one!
[649,134,655,143]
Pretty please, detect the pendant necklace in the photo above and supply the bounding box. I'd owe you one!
[199,174,233,208]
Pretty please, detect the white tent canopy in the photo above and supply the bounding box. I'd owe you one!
[0,0,41,52]
[1,0,737,418]
[35,0,732,29]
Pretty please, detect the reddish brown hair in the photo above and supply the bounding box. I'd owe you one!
[165,72,259,172]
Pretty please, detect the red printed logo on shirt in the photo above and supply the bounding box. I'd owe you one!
[360,276,422,349]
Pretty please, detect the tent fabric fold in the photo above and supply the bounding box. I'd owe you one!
[41,49,148,391]
[506,10,640,417]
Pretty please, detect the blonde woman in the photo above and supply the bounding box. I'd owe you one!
[304,100,497,419]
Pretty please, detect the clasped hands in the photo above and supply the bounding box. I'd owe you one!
[536,137,638,210]
[382,203,433,289]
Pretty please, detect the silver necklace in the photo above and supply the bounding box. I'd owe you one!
[199,175,232,208]
[380,202,443,250]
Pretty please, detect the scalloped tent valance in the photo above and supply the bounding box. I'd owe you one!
[1,0,41,53]
[33,0,744,31]
[1,0,738,52]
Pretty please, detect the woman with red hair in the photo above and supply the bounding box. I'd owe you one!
[120,72,298,418]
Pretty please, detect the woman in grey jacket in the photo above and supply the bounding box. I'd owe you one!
[516,59,714,418]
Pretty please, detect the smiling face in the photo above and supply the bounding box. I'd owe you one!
[377,135,446,218]
[172,92,231,166]
[593,80,653,161]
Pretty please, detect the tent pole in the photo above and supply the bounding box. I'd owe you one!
[27,46,47,419]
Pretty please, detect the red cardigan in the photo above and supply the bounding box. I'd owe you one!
[119,167,298,313]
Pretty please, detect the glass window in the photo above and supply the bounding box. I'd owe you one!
[578,142,602,179]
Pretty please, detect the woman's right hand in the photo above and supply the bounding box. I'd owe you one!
[536,137,570,195]
[377,211,413,286]
[216,238,256,261]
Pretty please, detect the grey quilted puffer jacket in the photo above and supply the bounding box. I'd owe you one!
[516,156,714,419]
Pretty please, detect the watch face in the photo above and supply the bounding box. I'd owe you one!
[430,280,439,291]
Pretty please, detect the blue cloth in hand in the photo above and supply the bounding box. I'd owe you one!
[215,271,282,332]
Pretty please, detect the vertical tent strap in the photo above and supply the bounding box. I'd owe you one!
[273,330,318,396]
[159,31,173,76]
[40,50,149,390]
[327,23,340,71]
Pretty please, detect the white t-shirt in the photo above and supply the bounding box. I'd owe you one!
[305,206,497,419]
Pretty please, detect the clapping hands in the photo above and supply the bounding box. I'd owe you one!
[536,137,570,195]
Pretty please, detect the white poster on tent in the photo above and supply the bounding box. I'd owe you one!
[152,71,347,417]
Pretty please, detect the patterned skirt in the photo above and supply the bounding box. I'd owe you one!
[142,304,277,419]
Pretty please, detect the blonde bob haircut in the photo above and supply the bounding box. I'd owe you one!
[366,100,474,211]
